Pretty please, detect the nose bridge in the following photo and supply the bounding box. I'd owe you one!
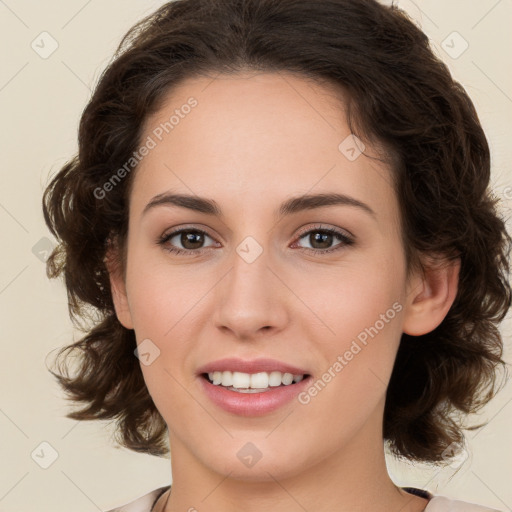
[227,232,275,302]
[213,231,288,336]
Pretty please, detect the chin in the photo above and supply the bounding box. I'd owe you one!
[195,438,316,483]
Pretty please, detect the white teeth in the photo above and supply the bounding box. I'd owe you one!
[206,370,306,389]
[232,371,251,388]
[250,372,269,388]
[221,372,233,387]
[282,373,294,385]
[268,371,283,387]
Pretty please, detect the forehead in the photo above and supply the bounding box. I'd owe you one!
[132,71,397,226]
[141,71,349,167]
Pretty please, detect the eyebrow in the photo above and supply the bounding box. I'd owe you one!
[142,191,376,219]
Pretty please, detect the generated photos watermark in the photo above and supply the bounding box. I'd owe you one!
[298,301,403,405]
[94,96,198,200]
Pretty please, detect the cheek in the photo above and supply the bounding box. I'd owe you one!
[295,252,405,399]
[124,252,205,401]
[294,291,404,449]
[296,253,404,345]
[124,248,200,336]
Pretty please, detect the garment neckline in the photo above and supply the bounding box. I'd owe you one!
[151,485,433,511]
[150,486,170,512]
[402,486,434,500]
[402,487,434,511]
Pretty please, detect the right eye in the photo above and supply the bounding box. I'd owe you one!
[158,227,219,256]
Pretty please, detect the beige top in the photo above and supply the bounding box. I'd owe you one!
[105,486,504,512]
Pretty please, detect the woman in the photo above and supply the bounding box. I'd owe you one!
[43,0,511,511]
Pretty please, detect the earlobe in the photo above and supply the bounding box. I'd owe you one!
[104,247,134,330]
[402,256,461,336]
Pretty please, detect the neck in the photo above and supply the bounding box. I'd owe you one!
[161,400,429,512]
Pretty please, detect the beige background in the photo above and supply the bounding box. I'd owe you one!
[1,1,511,511]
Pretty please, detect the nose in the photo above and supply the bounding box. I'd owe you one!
[212,244,290,341]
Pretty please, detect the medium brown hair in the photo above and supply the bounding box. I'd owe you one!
[43,0,511,462]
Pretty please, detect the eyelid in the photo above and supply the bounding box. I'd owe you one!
[157,223,355,255]
[294,223,354,240]
[158,223,219,243]
[157,224,219,252]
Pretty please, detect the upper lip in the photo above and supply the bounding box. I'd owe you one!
[197,358,309,376]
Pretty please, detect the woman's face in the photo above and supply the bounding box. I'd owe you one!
[111,71,420,481]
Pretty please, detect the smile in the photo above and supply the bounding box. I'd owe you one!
[205,370,305,392]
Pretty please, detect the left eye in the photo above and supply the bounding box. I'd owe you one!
[158,225,354,256]
[293,227,354,253]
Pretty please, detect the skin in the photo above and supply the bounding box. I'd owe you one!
[108,71,460,512]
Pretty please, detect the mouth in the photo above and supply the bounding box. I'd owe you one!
[196,357,312,415]
[197,361,313,416]
[201,370,310,393]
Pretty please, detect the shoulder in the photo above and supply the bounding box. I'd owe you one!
[402,486,503,512]
[105,485,170,512]
[104,486,503,512]
[425,495,504,512]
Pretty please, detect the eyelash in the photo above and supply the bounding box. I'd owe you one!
[157,224,355,257]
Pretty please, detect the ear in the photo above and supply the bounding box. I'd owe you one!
[104,244,134,330]
[402,255,460,336]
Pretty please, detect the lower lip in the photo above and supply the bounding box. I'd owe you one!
[199,375,311,416]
